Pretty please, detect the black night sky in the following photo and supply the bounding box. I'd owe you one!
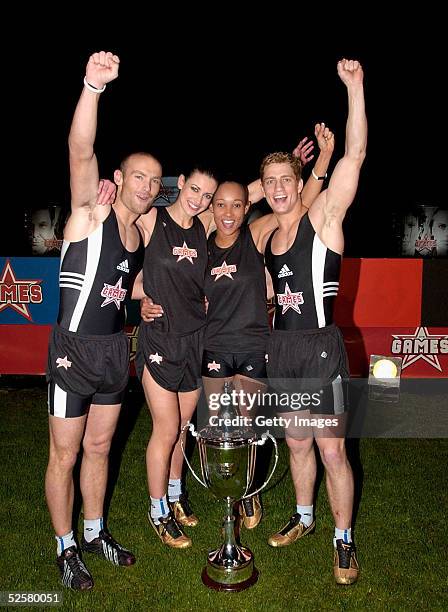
[9,18,444,258]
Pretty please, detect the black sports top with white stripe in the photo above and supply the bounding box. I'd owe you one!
[57,208,144,335]
[265,212,341,330]
[204,225,270,353]
[142,206,208,334]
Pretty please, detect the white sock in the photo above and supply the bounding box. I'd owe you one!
[55,530,76,556]
[334,527,352,548]
[296,504,314,527]
[150,495,169,524]
[168,479,182,502]
[83,517,104,543]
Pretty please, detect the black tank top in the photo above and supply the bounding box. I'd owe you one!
[265,213,341,330]
[143,206,207,334]
[204,225,269,352]
[57,208,144,334]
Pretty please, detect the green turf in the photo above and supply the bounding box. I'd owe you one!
[0,382,447,611]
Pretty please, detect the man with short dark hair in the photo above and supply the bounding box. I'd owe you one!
[45,51,162,591]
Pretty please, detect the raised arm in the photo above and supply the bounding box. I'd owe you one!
[68,52,119,218]
[301,123,335,208]
[323,60,366,219]
[309,59,367,252]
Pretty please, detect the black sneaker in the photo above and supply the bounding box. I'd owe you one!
[333,539,359,585]
[56,546,93,591]
[81,529,135,566]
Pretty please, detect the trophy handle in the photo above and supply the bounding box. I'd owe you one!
[241,432,279,500]
[180,422,208,488]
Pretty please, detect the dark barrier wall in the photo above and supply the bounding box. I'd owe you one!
[1,257,447,378]
[421,260,448,327]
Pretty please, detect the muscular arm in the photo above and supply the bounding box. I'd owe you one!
[68,88,101,213]
[322,61,366,221]
[309,60,367,251]
[69,52,119,214]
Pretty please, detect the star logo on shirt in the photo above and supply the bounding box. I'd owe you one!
[211,261,237,281]
[100,277,127,309]
[172,242,197,264]
[207,360,221,372]
[56,355,72,370]
[149,352,163,365]
[277,282,304,314]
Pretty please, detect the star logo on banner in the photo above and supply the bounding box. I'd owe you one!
[391,327,448,372]
[211,261,237,281]
[149,352,163,365]
[207,360,221,372]
[100,277,127,309]
[172,242,197,264]
[56,355,72,370]
[277,282,304,315]
[0,259,42,321]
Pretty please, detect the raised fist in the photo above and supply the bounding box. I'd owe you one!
[85,51,120,90]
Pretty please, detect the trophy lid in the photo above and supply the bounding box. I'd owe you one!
[197,426,256,448]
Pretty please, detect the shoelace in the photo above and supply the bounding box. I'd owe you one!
[279,514,302,535]
[242,498,255,517]
[160,515,183,538]
[65,550,90,580]
[100,530,125,551]
[337,541,354,568]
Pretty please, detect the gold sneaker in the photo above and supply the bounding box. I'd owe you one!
[333,539,359,585]
[268,513,315,547]
[240,494,262,529]
[147,512,192,549]
[170,493,198,527]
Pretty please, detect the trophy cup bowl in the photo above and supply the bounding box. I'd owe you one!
[182,423,278,592]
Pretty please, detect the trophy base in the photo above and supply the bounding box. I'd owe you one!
[202,543,259,592]
[201,566,259,592]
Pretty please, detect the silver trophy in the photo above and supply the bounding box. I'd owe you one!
[182,382,278,591]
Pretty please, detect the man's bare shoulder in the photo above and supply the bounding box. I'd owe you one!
[137,207,157,228]
[136,207,157,245]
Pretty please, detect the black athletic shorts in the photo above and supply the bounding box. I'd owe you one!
[202,349,267,380]
[266,324,349,415]
[136,322,205,392]
[47,325,130,418]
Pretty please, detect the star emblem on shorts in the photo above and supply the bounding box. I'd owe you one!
[277,282,304,314]
[149,352,163,365]
[207,360,221,372]
[56,355,72,370]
